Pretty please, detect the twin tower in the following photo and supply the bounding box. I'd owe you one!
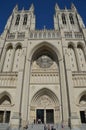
[5,3,85,32]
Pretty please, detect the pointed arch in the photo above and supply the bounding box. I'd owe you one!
[15,14,20,25]
[29,41,62,62]
[12,44,22,72]
[3,44,13,72]
[77,43,86,71]
[77,91,86,124]
[0,91,14,105]
[5,43,13,50]
[31,88,59,107]
[62,13,66,25]
[23,14,28,25]
[30,88,60,123]
[68,43,77,71]
[0,91,13,123]
[69,13,74,25]
[15,42,22,49]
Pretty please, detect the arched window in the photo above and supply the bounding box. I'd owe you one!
[15,14,20,25]
[62,13,66,25]
[23,14,28,25]
[79,94,86,105]
[0,95,11,123]
[13,45,22,72]
[77,45,86,71]
[3,46,13,72]
[68,44,77,71]
[69,13,74,25]
[79,93,86,123]
[0,95,11,105]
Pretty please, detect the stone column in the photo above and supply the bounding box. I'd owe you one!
[44,109,46,124]
[64,51,80,127]
[74,47,81,71]
[11,51,26,128]
[21,57,31,127]
[3,110,6,123]
[0,48,6,72]
[10,47,15,71]
[59,58,69,125]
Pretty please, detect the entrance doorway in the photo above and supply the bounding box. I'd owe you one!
[80,111,86,123]
[36,109,54,124]
[0,111,4,123]
[5,111,10,123]
[0,111,10,123]
[46,109,54,123]
[36,109,44,123]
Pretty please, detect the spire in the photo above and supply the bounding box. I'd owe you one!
[29,4,34,12]
[71,3,77,12]
[55,3,60,11]
[22,7,24,12]
[65,6,67,11]
[13,4,18,13]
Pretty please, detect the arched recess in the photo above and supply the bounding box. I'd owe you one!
[12,44,22,72]
[62,13,66,25]
[3,45,13,72]
[29,42,61,61]
[0,91,13,123]
[77,91,86,123]
[68,44,77,71]
[0,91,14,105]
[15,14,20,25]
[77,44,86,71]
[23,14,28,25]
[69,13,74,25]
[30,43,60,85]
[28,42,62,124]
[30,88,60,124]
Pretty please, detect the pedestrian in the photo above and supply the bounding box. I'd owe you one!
[44,124,47,130]
[47,124,50,130]
[51,125,54,130]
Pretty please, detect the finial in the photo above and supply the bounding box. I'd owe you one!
[13,4,18,13]
[55,3,60,11]
[22,7,24,12]
[44,25,46,30]
[29,3,34,12]
[65,6,67,11]
[71,3,77,12]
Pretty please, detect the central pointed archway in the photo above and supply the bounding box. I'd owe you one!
[29,43,60,124]
[30,88,60,124]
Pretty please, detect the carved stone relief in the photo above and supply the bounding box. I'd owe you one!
[37,95,55,108]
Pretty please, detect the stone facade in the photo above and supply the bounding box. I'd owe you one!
[0,3,86,129]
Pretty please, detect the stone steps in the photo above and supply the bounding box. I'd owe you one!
[0,123,86,130]
[27,124,44,130]
[0,123,10,130]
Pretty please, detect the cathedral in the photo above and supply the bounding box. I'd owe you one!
[0,3,86,129]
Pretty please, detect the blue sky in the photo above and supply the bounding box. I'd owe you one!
[0,0,86,34]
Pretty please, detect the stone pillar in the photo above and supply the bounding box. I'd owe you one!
[44,109,46,124]
[21,57,31,127]
[64,52,80,127]
[11,52,26,128]
[59,58,69,125]
[0,48,6,72]
[0,29,10,71]
[10,47,15,71]
[74,47,81,71]
[3,110,6,123]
